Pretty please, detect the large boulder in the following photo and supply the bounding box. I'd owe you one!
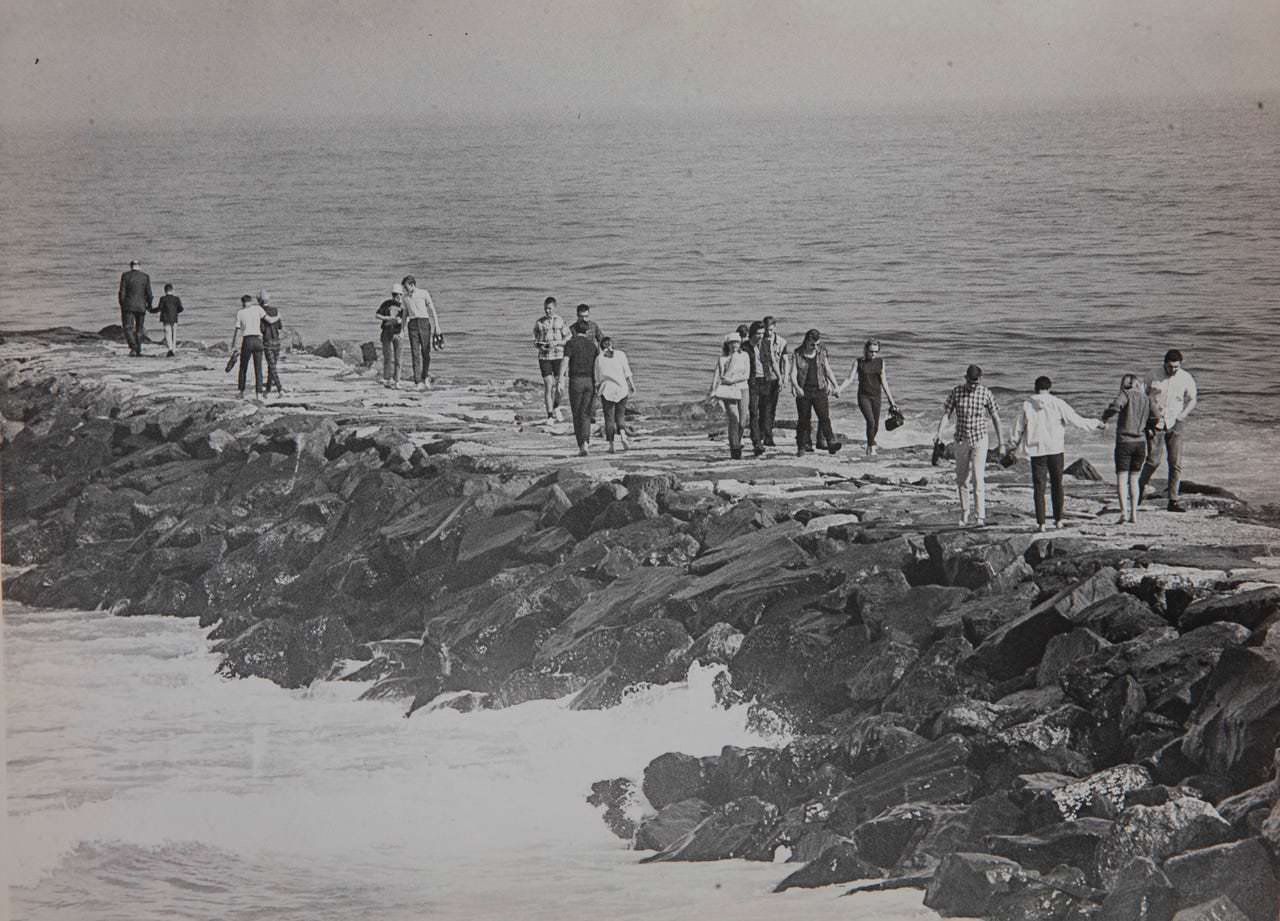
[586,778,641,840]
[1171,898,1253,921]
[634,798,714,852]
[1163,838,1280,921]
[1078,592,1172,642]
[1177,586,1280,633]
[923,531,1035,590]
[1181,645,1280,788]
[1094,798,1233,889]
[643,752,709,810]
[923,852,1027,917]
[1098,856,1177,921]
[986,818,1114,883]
[773,841,882,892]
[640,796,779,862]
[830,734,979,833]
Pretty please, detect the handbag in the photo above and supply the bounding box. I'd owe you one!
[885,405,905,431]
[712,383,741,401]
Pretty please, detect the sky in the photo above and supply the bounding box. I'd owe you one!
[2,0,1278,123]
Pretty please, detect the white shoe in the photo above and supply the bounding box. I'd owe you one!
[553,406,565,422]
[619,431,630,451]
[1037,523,1049,533]
[975,517,987,527]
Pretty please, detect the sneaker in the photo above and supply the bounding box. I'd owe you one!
[975,517,987,527]
[870,445,878,456]
[802,445,815,454]
[166,350,175,358]
[753,445,765,457]
[391,380,400,390]
[1037,522,1049,533]
[959,515,971,527]
[730,448,742,460]
[1167,502,1187,513]
[1052,520,1063,530]
[763,437,776,447]
[554,406,565,422]
[578,445,589,457]
[827,442,843,455]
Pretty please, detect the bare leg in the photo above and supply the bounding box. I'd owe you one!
[1115,472,1129,523]
[1126,472,1141,524]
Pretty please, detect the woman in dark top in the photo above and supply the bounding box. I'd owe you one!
[841,338,898,456]
[789,329,842,456]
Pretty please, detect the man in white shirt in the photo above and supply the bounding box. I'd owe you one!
[1139,348,1198,512]
[229,294,266,399]
[401,275,442,391]
[759,315,788,446]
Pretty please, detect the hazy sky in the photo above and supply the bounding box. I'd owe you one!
[3,0,1278,123]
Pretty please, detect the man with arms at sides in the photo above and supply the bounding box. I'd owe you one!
[936,364,1007,527]
[759,315,788,446]
[1138,348,1198,513]
[564,320,601,456]
[401,274,442,391]
[118,259,153,356]
[534,296,570,421]
[574,303,604,345]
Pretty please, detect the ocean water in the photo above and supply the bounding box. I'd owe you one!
[3,605,939,921]
[1,99,1278,503]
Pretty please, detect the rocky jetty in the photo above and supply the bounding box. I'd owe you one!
[5,327,1280,920]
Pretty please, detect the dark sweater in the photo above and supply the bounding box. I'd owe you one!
[261,306,283,347]
[155,294,183,324]
[1103,388,1151,441]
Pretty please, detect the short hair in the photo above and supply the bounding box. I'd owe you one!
[1120,373,1139,390]
[736,323,750,338]
[864,338,880,352]
[762,315,775,326]
[241,295,253,304]
[803,328,821,347]
[599,336,613,349]
[164,283,174,292]
[576,303,590,314]
[544,296,556,307]
[1034,375,1052,392]
[748,321,764,337]
[129,260,139,268]
[1164,349,1183,364]
[401,275,416,287]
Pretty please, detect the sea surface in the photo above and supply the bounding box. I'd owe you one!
[3,605,938,921]
[0,98,1278,503]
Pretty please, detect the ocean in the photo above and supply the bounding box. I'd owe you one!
[1,99,1279,503]
[3,605,937,921]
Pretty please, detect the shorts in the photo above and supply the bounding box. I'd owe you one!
[1114,438,1147,473]
[538,358,563,377]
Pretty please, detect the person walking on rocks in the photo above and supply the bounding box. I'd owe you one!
[230,294,266,400]
[759,316,788,446]
[1138,348,1198,513]
[710,333,751,460]
[564,320,600,456]
[375,283,406,387]
[401,275,441,391]
[594,336,635,453]
[154,283,183,357]
[936,364,1006,526]
[258,290,284,398]
[743,322,770,456]
[1101,373,1152,525]
[117,259,153,357]
[840,338,899,456]
[574,303,604,345]
[1011,375,1103,532]
[534,296,570,421]
[790,329,842,457]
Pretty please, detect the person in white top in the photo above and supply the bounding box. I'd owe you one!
[230,294,267,399]
[593,337,635,453]
[709,333,751,460]
[1138,348,1198,512]
[400,274,442,391]
[1011,375,1103,531]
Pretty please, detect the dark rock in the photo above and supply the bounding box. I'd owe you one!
[635,798,714,852]
[1178,586,1280,633]
[1216,781,1277,837]
[1037,628,1111,688]
[1163,838,1279,921]
[925,531,1036,590]
[773,840,881,892]
[640,796,779,862]
[1065,458,1103,481]
[1025,765,1153,826]
[1099,856,1178,921]
[1171,897,1252,921]
[892,793,1027,875]
[845,569,912,622]
[842,639,919,705]
[881,635,990,728]
[683,622,743,668]
[923,852,1027,917]
[614,616,692,683]
[536,566,688,663]
[699,499,775,550]
[987,818,1113,882]
[559,482,628,539]
[493,668,586,707]
[825,712,928,774]
[852,802,955,868]
[313,338,364,365]
[830,734,979,833]
[860,584,973,647]
[120,575,192,616]
[989,866,1092,921]
[643,752,709,811]
[1095,798,1233,888]
[955,582,1041,645]
[586,778,641,840]
[1181,645,1280,787]
[216,618,296,687]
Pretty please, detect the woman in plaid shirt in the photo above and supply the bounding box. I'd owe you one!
[935,364,1007,526]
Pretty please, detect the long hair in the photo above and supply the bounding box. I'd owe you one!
[802,329,821,350]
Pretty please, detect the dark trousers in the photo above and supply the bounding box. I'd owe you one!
[264,346,282,394]
[601,397,627,442]
[1139,423,1185,503]
[238,335,264,395]
[407,318,432,383]
[1030,452,1065,525]
[795,390,834,449]
[569,377,595,447]
[858,393,882,446]
[760,379,781,443]
[122,309,145,354]
[748,379,768,448]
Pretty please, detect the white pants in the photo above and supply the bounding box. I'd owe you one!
[954,437,989,520]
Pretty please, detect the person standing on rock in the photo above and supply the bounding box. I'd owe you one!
[594,336,635,453]
[710,333,751,460]
[375,283,406,387]
[117,259,153,357]
[936,364,1006,527]
[564,320,600,456]
[401,275,441,391]
[759,315,788,446]
[1011,376,1103,532]
[790,329,842,457]
[230,294,266,400]
[839,338,899,457]
[743,322,770,456]
[1102,374,1152,525]
[1138,348,1198,513]
[258,290,284,399]
[574,302,604,346]
[534,296,570,421]
[154,283,183,357]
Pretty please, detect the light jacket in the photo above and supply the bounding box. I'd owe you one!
[1013,392,1100,457]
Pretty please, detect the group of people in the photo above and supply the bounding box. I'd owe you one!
[936,350,1197,530]
[117,259,183,358]
[229,291,286,399]
[373,276,444,390]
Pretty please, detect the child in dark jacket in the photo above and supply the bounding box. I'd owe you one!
[258,290,285,397]
[1101,374,1151,524]
[154,284,184,356]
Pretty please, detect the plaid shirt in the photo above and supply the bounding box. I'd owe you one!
[533,314,569,360]
[943,382,999,444]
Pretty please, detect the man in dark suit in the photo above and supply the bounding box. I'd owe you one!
[117,259,153,356]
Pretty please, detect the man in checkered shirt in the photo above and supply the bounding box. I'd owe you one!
[935,364,1007,526]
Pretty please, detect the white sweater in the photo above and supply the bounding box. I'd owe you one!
[1013,393,1101,457]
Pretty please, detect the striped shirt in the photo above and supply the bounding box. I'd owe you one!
[534,314,569,360]
[943,382,999,444]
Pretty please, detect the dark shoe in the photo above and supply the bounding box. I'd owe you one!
[796,446,805,457]
[730,448,742,460]
[753,445,765,457]
[802,444,815,454]
[166,350,175,357]
[763,438,776,447]
[827,442,843,455]
[1167,501,1187,513]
